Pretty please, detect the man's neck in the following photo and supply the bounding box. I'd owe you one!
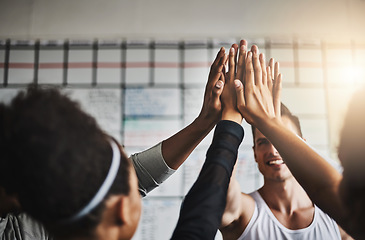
[259,177,313,215]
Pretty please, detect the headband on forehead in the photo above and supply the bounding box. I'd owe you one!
[64,140,121,223]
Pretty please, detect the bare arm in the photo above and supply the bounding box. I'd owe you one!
[220,165,255,240]
[234,44,347,226]
[219,42,256,239]
[339,225,354,240]
[220,43,247,229]
[133,48,228,196]
[162,48,228,169]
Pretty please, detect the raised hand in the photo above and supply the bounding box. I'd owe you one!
[161,47,228,170]
[234,45,282,126]
[196,47,228,126]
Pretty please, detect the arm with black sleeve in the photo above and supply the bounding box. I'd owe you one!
[171,120,244,240]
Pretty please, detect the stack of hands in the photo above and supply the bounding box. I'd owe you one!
[206,39,283,127]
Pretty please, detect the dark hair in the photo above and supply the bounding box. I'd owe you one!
[1,85,131,238]
[251,103,303,144]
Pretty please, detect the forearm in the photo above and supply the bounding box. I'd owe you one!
[258,119,345,219]
[171,120,244,240]
[162,116,216,170]
[162,47,227,171]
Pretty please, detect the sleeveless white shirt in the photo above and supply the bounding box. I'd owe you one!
[238,191,341,240]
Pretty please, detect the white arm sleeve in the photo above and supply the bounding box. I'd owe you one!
[129,142,175,197]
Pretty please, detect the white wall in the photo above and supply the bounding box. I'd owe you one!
[1,0,365,41]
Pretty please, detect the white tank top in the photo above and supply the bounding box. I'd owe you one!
[238,191,341,240]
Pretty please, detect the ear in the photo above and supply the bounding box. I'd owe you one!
[117,195,130,226]
[115,195,140,240]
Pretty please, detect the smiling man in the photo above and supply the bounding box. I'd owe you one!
[219,103,350,239]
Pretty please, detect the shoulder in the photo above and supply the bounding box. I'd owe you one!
[314,206,342,239]
[8,213,50,240]
[240,192,257,227]
[220,192,256,240]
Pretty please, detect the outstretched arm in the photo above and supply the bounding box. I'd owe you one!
[220,42,263,239]
[162,47,228,170]
[131,48,228,196]
[171,119,244,240]
[234,45,347,227]
[171,43,247,240]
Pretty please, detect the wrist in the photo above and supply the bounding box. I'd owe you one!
[222,109,243,124]
[191,115,217,133]
[253,116,283,135]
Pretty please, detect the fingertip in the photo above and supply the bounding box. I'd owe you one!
[240,39,247,46]
[216,47,225,58]
[251,45,258,54]
[233,44,239,52]
[230,46,235,55]
[247,51,252,58]
[259,53,265,61]
[215,80,224,89]
[234,79,242,89]
[240,44,245,52]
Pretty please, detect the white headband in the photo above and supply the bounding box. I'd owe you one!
[66,140,121,223]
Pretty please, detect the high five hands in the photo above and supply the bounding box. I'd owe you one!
[220,40,283,127]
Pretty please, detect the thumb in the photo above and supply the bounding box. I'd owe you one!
[212,79,224,109]
[234,79,245,110]
[214,79,224,96]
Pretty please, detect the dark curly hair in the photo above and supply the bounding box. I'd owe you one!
[1,85,131,238]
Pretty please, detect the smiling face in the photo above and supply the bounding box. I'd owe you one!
[253,116,301,182]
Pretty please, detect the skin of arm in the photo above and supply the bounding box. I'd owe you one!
[219,41,256,239]
[171,54,245,239]
[234,45,349,229]
[161,48,228,170]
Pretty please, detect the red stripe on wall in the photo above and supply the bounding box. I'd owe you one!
[3,61,338,70]
[153,62,180,68]
[68,62,93,68]
[8,63,34,69]
[97,62,124,68]
[182,62,211,68]
[125,62,152,68]
[39,63,64,69]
